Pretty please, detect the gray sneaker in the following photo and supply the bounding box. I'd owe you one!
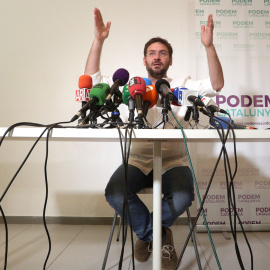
[161,228,178,270]
[134,239,152,262]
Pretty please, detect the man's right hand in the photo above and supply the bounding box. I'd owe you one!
[94,7,111,42]
[84,8,111,75]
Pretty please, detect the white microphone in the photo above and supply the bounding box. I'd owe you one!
[172,87,199,106]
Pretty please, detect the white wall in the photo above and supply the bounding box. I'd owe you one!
[0,0,198,217]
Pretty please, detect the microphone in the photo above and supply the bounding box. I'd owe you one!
[142,85,158,117]
[143,77,152,86]
[155,79,174,102]
[187,95,208,122]
[198,95,227,114]
[231,124,257,129]
[75,75,92,102]
[71,83,110,122]
[187,95,209,108]
[122,84,135,122]
[106,68,129,102]
[75,75,93,122]
[207,105,227,115]
[172,87,199,106]
[210,117,257,129]
[128,77,146,123]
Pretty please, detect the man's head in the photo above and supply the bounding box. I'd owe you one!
[143,37,173,80]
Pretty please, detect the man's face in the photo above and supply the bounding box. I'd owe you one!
[143,42,172,79]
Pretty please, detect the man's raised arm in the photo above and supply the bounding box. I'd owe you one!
[201,14,224,92]
[84,8,111,75]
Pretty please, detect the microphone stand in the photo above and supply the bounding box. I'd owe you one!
[153,97,176,129]
[108,109,124,128]
[182,106,211,129]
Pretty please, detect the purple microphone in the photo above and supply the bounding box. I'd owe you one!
[106,68,129,101]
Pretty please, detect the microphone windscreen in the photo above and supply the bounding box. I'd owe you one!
[122,84,131,105]
[78,75,92,89]
[112,68,130,86]
[89,83,110,105]
[143,85,158,108]
[155,79,170,94]
[143,77,152,86]
[128,77,146,99]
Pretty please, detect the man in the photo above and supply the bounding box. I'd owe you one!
[85,7,224,270]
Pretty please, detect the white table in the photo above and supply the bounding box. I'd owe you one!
[1,127,270,269]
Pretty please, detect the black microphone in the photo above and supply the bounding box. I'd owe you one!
[155,79,174,102]
[207,105,227,114]
[187,95,205,107]
[184,107,192,122]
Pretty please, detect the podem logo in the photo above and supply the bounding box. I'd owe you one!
[256,207,270,216]
[232,0,252,5]
[265,0,270,6]
[194,9,204,16]
[220,181,243,190]
[234,43,255,51]
[233,21,253,28]
[216,9,237,17]
[248,10,269,17]
[200,0,220,5]
[217,32,238,39]
[204,194,226,203]
[221,208,244,216]
[255,180,270,189]
[250,32,270,40]
[241,221,261,224]
[238,194,260,203]
[201,20,221,28]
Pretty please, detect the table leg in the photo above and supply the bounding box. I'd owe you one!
[153,140,162,270]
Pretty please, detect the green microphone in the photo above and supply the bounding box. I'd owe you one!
[122,84,135,122]
[71,83,110,122]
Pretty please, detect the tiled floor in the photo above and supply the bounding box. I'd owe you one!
[0,223,269,269]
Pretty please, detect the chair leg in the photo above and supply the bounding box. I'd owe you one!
[186,208,202,270]
[102,212,118,270]
[116,216,122,241]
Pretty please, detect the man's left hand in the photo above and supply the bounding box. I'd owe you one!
[201,14,214,48]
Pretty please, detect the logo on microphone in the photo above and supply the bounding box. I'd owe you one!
[146,85,154,92]
[75,89,90,101]
[129,77,143,87]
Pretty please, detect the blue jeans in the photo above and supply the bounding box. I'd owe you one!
[105,164,194,242]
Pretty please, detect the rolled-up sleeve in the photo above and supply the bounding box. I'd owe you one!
[185,77,218,97]
[90,70,114,87]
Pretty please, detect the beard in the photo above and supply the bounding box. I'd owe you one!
[145,60,170,79]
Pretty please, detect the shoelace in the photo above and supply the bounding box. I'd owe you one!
[161,245,174,260]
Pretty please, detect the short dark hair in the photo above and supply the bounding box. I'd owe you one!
[144,37,173,57]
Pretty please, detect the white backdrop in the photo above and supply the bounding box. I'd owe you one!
[195,0,270,230]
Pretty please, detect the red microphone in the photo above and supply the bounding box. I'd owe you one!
[128,77,146,122]
[143,85,158,117]
[75,75,92,102]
